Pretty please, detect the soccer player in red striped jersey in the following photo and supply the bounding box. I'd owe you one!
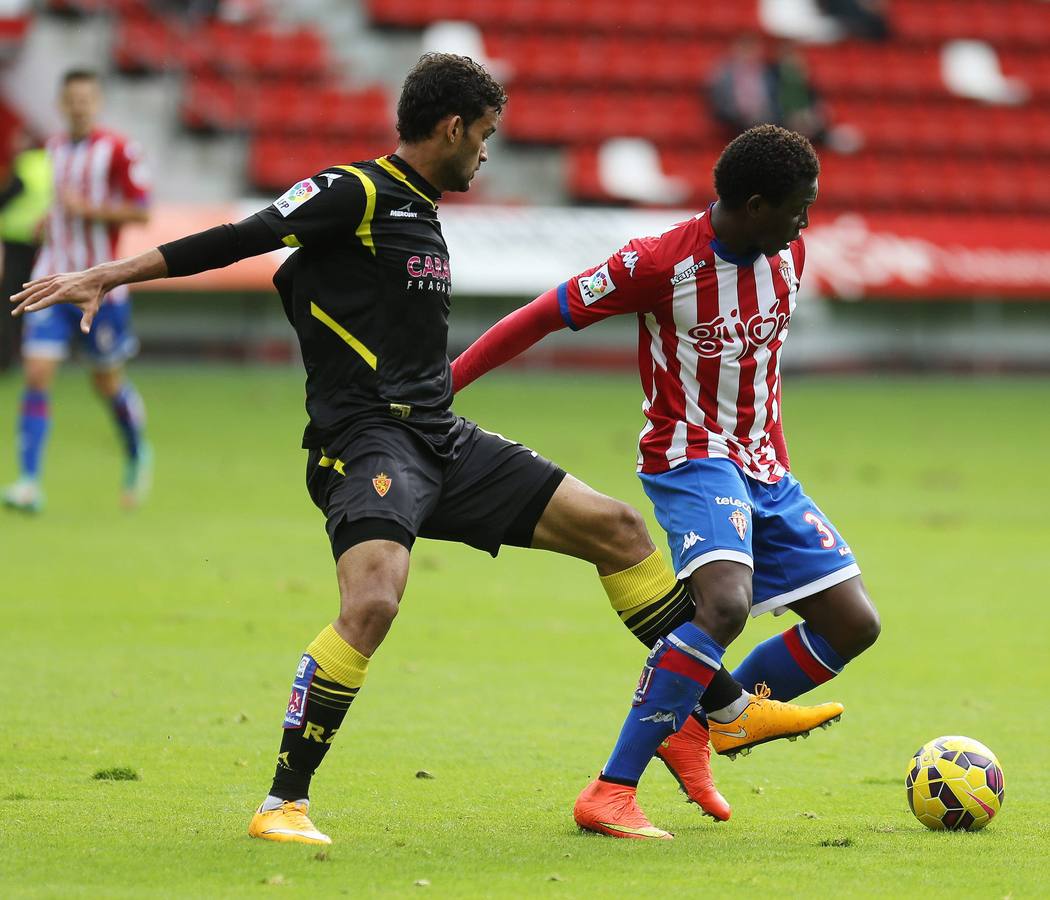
[453,125,881,836]
[3,69,151,513]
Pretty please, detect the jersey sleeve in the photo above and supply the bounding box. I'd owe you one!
[110,138,150,205]
[557,233,670,331]
[255,169,366,249]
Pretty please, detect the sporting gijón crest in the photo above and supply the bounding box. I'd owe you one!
[729,509,748,540]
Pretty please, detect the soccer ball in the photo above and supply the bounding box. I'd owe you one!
[905,735,1005,831]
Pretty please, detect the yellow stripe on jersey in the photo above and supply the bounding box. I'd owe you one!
[318,454,346,475]
[282,234,302,248]
[310,301,377,370]
[374,156,437,209]
[335,165,377,255]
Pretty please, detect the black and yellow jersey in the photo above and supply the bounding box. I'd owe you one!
[256,154,455,452]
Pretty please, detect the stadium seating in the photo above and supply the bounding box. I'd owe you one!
[407,0,1050,214]
[29,0,1050,213]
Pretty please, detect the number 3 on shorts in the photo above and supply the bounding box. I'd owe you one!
[803,511,836,549]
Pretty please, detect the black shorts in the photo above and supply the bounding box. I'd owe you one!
[306,417,565,560]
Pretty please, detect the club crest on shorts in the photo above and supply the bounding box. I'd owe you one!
[729,509,748,541]
[372,472,392,497]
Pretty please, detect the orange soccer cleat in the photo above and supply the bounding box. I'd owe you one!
[657,715,731,821]
[708,683,844,758]
[573,778,674,840]
[248,800,332,846]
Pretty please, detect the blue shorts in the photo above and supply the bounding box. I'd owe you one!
[21,299,138,368]
[639,458,860,618]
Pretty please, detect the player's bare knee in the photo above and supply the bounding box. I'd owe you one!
[849,605,881,657]
[706,587,751,641]
[337,587,400,634]
[604,501,654,566]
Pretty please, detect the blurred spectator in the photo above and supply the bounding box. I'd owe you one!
[770,42,863,153]
[0,130,50,372]
[817,0,890,41]
[149,0,219,21]
[708,35,777,135]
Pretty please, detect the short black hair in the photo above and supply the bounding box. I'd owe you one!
[396,53,507,144]
[714,125,820,209]
[61,68,100,87]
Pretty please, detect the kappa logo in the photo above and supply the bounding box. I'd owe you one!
[670,259,706,286]
[390,202,418,219]
[640,711,677,726]
[372,472,392,497]
[683,531,706,551]
[729,509,749,541]
[621,250,639,277]
[578,263,616,306]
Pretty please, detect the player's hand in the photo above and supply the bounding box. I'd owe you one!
[10,269,107,333]
[62,190,95,220]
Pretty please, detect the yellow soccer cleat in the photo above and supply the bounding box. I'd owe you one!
[248,800,332,846]
[708,683,844,759]
[573,778,674,840]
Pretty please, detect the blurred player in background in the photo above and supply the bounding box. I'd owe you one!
[3,70,151,513]
[0,128,51,372]
[11,57,841,845]
[453,125,881,838]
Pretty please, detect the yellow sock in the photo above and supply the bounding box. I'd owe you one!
[306,624,370,689]
[600,550,696,647]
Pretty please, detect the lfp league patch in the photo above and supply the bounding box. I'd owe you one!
[578,263,616,306]
[273,178,321,217]
[283,653,318,728]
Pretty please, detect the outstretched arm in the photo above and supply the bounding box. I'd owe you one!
[10,216,282,333]
[451,287,567,393]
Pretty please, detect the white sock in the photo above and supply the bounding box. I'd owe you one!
[260,794,307,812]
[707,691,749,724]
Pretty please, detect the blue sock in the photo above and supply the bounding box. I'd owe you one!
[17,388,50,480]
[601,622,724,785]
[732,622,845,702]
[109,382,146,461]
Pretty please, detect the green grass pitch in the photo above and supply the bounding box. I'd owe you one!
[1,367,1048,898]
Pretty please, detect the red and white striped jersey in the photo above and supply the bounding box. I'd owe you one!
[558,209,803,483]
[32,128,150,303]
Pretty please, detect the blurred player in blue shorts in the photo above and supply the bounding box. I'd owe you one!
[453,125,881,836]
[4,70,151,512]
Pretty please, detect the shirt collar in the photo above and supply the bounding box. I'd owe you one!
[385,154,442,204]
[705,201,762,267]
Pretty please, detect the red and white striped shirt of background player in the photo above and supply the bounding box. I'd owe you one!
[558,208,803,483]
[30,128,150,304]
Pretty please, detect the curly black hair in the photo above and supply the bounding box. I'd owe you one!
[396,53,507,144]
[713,125,820,209]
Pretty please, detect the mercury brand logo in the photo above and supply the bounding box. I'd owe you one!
[390,203,417,218]
[688,311,789,358]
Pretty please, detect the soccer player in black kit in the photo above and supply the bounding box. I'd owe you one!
[11,54,837,843]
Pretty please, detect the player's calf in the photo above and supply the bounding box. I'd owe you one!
[733,577,879,702]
